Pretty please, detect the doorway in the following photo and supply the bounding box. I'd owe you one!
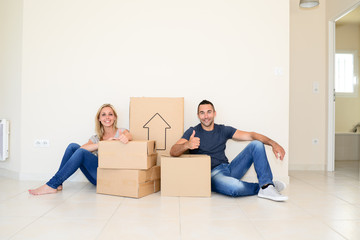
[329,4,360,176]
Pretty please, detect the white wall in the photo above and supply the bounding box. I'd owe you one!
[290,0,327,170]
[289,0,360,171]
[0,0,23,177]
[2,0,289,182]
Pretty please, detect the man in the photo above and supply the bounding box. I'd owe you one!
[170,100,288,201]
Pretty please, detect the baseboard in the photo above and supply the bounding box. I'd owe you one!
[0,168,20,179]
[289,164,326,171]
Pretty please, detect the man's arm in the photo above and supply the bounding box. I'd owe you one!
[232,130,285,160]
[170,130,200,157]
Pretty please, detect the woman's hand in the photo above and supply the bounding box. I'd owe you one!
[118,133,129,144]
[108,129,132,144]
[107,135,128,143]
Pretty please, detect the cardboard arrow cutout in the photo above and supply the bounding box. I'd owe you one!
[143,113,171,150]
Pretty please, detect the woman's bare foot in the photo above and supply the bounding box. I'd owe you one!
[28,184,57,195]
[57,185,63,191]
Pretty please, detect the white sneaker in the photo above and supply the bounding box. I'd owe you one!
[258,185,288,202]
[273,180,286,192]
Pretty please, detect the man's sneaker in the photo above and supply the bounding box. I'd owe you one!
[258,185,288,202]
[273,180,286,192]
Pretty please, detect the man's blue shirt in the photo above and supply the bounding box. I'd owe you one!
[182,123,236,169]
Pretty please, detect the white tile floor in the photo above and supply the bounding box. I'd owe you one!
[1,161,360,240]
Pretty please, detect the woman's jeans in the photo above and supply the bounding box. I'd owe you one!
[46,143,98,189]
[211,140,273,197]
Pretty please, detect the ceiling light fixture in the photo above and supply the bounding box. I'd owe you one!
[299,0,319,8]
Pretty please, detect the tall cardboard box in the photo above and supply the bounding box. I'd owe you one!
[98,140,157,169]
[97,166,161,198]
[129,97,184,163]
[161,154,211,197]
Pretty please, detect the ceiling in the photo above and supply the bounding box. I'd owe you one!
[336,6,360,25]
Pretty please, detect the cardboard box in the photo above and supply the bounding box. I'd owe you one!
[97,166,161,198]
[161,154,211,197]
[129,97,184,162]
[98,140,157,169]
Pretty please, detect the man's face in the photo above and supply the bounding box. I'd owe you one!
[197,104,216,128]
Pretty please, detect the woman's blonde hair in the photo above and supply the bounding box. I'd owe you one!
[95,104,118,140]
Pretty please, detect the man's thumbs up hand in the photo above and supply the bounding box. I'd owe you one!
[187,130,200,150]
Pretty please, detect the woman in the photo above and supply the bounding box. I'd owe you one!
[29,103,132,195]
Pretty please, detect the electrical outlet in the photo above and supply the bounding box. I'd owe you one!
[313,81,319,93]
[312,138,319,145]
[34,139,42,147]
[274,67,284,76]
[41,139,50,147]
[34,139,50,148]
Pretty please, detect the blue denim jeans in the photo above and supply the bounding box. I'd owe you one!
[46,143,98,189]
[211,140,273,197]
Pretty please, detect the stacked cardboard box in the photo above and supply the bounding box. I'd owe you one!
[99,140,157,169]
[161,154,211,197]
[129,97,211,197]
[97,140,160,198]
[129,97,184,165]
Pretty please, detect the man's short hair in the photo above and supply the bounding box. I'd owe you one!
[197,100,215,113]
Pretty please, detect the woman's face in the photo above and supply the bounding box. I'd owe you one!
[98,107,116,128]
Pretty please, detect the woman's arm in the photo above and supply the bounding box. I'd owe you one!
[80,139,98,152]
[82,129,133,152]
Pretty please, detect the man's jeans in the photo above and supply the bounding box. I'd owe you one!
[46,143,98,189]
[211,140,273,197]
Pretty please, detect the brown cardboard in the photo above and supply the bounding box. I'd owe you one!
[98,140,157,169]
[97,166,161,198]
[161,154,211,197]
[129,97,184,162]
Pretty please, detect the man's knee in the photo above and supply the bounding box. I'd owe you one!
[249,140,265,150]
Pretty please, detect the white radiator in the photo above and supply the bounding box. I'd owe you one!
[0,119,9,161]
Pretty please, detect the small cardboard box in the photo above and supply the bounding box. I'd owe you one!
[97,166,161,198]
[98,140,157,169]
[161,154,211,197]
[129,97,184,163]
